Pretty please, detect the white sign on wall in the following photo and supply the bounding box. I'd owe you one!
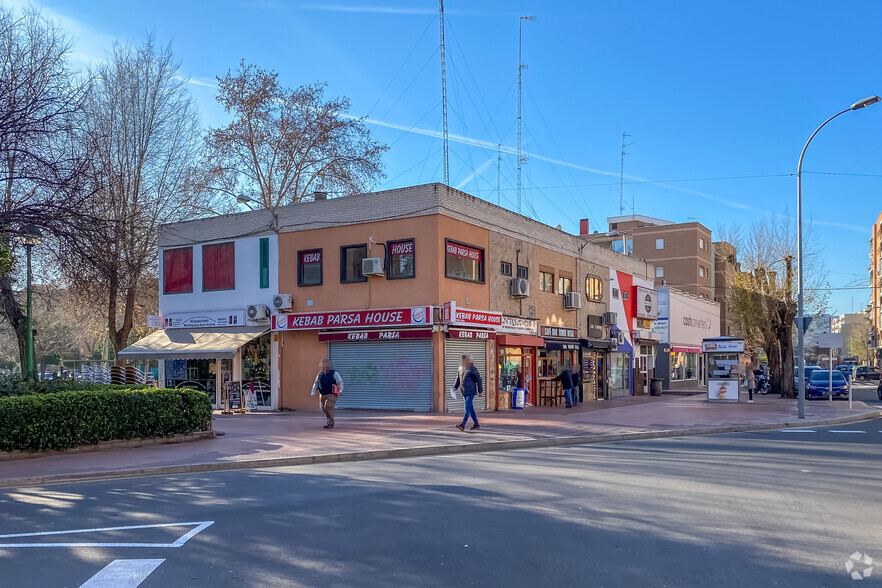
[818,332,844,349]
[499,315,539,335]
[164,310,246,329]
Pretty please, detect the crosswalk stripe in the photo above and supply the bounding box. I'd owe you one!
[80,559,164,588]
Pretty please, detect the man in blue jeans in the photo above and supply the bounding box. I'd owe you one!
[453,355,483,431]
[554,367,575,408]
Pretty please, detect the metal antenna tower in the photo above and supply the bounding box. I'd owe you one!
[497,144,503,205]
[619,132,633,215]
[517,15,535,214]
[439,0,449,185]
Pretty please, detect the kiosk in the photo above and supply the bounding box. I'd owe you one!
[702,336,745,402]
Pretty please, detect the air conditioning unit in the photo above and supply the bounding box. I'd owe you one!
[272,294,293,311]
[510,277,530,298]
[564,292,581,310]
[602,311,618,325]
[615,331,625,345]
[362,257,385,276]
[246,304,269,323]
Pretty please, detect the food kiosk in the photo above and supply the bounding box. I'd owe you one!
[701,336,745,402]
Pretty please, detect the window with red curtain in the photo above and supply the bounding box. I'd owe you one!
[163,247,193,294]
[203,242,235,291]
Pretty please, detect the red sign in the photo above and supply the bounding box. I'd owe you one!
[273,306,432,331]
[446,241,482,262]
[448,329,496,340]
[300,250,321,264]
[389,241,414,256]
[319,329,432,342]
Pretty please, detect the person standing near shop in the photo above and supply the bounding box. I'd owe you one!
[311,359,343,429]
[745,360,756,403]
[571,367,582,407]
[454,355,483,431]
[555,366,576,408]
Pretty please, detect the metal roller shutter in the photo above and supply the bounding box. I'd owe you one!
[445,340,487,412]
[329,340,433,411]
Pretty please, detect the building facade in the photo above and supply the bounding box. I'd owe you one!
[121,184,658,412]
[653,287,721,390]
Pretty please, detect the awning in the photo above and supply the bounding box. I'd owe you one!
[580,338,615,350]
[672,346,702,353]
[543,339,580,351]
[118,327,269,360]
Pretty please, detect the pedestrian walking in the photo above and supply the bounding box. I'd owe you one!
[746,361,756,403]
[571,368,581,407]
[453,355,483,431]
[554,367,576,408]
[311,359,343,429]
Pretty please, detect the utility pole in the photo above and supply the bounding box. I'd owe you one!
[619,132,632,216]
[439,0,449,185]
[497,143,503,205]
[517,15,535,215]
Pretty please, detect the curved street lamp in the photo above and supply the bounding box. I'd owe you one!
[236,195,278,230]
[17,224,42,382]
[795,95,880,419]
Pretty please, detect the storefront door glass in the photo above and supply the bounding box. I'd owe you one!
[610,352,631,397]
[241,333,272,408]
[499,347,534,406]
[165,359,218,407]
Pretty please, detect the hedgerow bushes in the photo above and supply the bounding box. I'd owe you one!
[0,387,212,452]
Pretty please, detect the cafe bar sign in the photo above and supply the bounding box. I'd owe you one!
[164,310,245,329]
[273,306,432,331]
[499,315,539,335]
[540,325,578,339]
[442,301,503,328]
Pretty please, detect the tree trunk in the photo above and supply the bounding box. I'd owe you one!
[0,273,27,376]
[778,328,796,398]
[110,284,138,365]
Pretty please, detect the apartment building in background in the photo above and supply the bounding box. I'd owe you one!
[871,211,882,366]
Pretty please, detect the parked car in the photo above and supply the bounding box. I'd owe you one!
[853,366,882,382]
[835,365,855,379]
[877,379,882,401]
[806,370,849,399]
[795,366,821,389]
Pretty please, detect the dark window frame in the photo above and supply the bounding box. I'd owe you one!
[340,243,368,284]
[517,265,529,279]
[163,246,194,295]
[297,248,323,287]
[202,242,236,292]
[500,261,513,276]
[444,238,485,284]
[259,238,270,289]
[539,270,555,293]
[385,238,416,280]
[586,275,603,302]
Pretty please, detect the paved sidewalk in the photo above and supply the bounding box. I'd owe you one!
[1,393,879,487]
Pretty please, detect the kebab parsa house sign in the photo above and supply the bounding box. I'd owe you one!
[272,306,432,331]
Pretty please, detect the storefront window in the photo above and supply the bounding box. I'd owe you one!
[610,352,631,392]
[165,359,217,405]
[387,239,415,279]
[298,249,322,286]
[242,333,271,407]
[445,239,484,283]
[499,347,533,398]
[670,351,698,381]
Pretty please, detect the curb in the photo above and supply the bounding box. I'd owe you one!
[0,431,217,462]
[1,410,879,489]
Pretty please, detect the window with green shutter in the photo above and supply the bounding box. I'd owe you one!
[259,238,269,289]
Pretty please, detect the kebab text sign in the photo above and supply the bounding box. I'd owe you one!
[273,307,431,331]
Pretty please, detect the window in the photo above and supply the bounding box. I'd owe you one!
[699,265,707,278]
[612,287,620,300]
[517,265,529,279]
[539,271,554,293]
[163,247,193,294]
[298,249,323,286]
[445,239,484,283]
[387,239,415,279]
[202,242,235,291]
[611,238,633,255]
[656,238,665,250]
[341,244,368,283]
[623,290,630,301]
[586,275,603,301]
[558,276,572,294]
[500,261,513,276]
[699,237,706,250]
[259,238,269,289]
[656,266,664,278]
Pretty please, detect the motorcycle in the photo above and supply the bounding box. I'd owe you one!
[753,370,771,394]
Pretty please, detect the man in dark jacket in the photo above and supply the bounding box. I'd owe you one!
[453,355,483,431]
[555,367,575,408]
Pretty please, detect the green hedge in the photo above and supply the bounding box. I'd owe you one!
[0,375,151,398]
[0,388,212,452]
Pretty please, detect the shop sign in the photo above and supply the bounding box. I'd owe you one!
[389,241,414,256]
[500,315,539,335]
[653,318,670,342]
[702,339,745,353]
[146,315,163,329]
[446,241,482,261]
[442,301,503,328]
[540,325,578,339]
[636,286,659,319]
[318,329,433,342]
[164,310,245,329]
[274,306,432,331]
[448,329,496,340]
[586,315,603,339]
[300,250,322,264]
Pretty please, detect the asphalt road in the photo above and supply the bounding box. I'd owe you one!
[1,418,880,587]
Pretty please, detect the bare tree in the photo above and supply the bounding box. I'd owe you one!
[60,35,204,359]
[0,6,90,375]
[204,60,386,210]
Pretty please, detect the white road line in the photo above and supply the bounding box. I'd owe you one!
[79,559,164,588]
[0,520,214,548]
[828,430,867,434]
[779,429,816,433]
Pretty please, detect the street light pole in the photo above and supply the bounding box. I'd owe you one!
[25,242,34,383]
[796,95,880,419]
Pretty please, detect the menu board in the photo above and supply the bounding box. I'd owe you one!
[225,381,242,410]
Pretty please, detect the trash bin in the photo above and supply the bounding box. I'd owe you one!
[650,378,663,396]
[512,388,526,409]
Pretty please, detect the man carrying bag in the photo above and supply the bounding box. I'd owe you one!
[311,359,343,429]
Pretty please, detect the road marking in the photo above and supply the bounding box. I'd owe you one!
[80,559,164,588]
[828,430,867,434]
[0,520,213,548]
[779,429,816,433]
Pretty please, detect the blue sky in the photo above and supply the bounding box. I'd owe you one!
[8,0,882,313]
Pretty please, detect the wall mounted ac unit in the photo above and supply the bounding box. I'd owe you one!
[602,311,618,325]
[510,277,530,298]
[563,292,582,310]
[272,294,293,311]
[246,304,269,323]
[362,257,385,276]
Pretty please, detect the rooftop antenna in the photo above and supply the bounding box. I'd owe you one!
[619,132,633,216]
[497,143,503,205]
[439,0,449,185]
[517,15,536,215]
